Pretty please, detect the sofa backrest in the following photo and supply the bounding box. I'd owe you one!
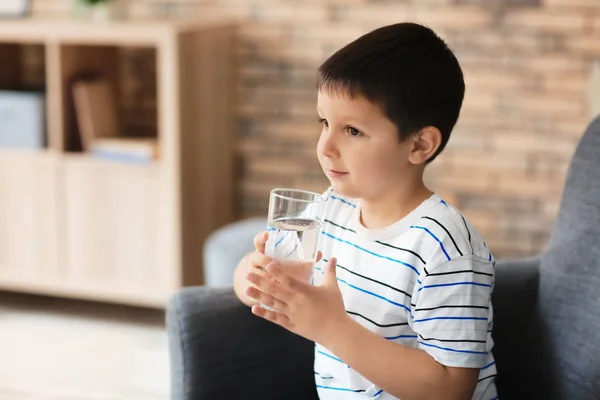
[538,115,600,399]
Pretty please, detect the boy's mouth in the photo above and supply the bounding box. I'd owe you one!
[327,170,349,178]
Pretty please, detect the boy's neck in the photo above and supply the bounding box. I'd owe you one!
[359,179,433,230]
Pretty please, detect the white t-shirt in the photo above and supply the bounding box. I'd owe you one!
[312,189,498,400]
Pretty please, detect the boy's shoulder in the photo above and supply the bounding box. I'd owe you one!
[410,198,492,267]
[321,188,493,267]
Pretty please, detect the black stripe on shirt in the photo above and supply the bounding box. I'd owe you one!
[426,269,493,278]
[346,310,409,328]
[460,214,474,254]
[324,219,427,265]
[314,372,334,379]
[375,241,427,265]
[324,219,356,233]
[414,304,489,312]
[478,374,497,383]
[323,258,413,298]
[419,334,487,344]
[422,216,464,257]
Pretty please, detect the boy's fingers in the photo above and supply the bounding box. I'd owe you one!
[249,252,272,268]
[246,287,288,312]
[253,231,269,254]
[251,305,293,330]
[315,250,323,263]
[266,261,298,292]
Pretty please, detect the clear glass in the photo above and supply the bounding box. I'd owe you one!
[265,188,326,282]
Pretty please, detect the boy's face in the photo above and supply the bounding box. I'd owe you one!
[316,91,415,201]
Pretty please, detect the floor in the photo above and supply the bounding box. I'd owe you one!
[0,292,169,400]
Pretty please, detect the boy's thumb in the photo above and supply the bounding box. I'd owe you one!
[324,258,337,285]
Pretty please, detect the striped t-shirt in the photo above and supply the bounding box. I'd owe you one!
[312,189,498,400]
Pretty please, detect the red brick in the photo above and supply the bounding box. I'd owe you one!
[432,166,494,194]
[542,73,588,94]
[567,36,600,55]
[461,91,497,114]
[412,6,494,31]
[494,171,565,199]
[463,67,540,92]
[448,151,530,172]
[249,3,328,23]
[593,13,600,33]
[499,93,586,119]
[504,9,586,33]
[544,0,600,7]
[490,131,579,157]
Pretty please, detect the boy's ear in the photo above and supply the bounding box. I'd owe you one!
[408,126,442,164]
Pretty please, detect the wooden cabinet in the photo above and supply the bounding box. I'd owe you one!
[62,156,166,293]
[0,18,236,307]
[0,151,59,283]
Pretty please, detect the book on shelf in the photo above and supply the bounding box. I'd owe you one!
[72,76,119,152]
[72,74,159,164]
[90,137,159,164]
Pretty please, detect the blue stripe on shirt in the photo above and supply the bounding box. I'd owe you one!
[337,277,411,312]
[330,195,357,208]
[481,361,496,370]
[317,350,345,364]
[314,267,412,313]
[410,225,451,260]
[316,385,363,393]
[419,341,488,355]
[385,334,418,340]
[321,231,419,275]
[418,281,493,292]
[414,316,488,323]
[317,385,384,397]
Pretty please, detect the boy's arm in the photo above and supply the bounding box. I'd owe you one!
[321,319,479,400]
[322,254,492,400]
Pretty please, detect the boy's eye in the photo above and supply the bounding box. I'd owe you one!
[318,118,329,128]
[347,126,362,137]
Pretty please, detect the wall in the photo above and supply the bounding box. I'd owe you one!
[31,0,600,257]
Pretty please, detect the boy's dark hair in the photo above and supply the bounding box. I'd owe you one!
[317,22,464,163]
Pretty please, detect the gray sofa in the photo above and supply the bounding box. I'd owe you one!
[166,116,600,400]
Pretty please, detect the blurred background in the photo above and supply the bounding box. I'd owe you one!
[0,0,599,398]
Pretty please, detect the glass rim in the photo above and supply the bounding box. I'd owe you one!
[270,188,326,204]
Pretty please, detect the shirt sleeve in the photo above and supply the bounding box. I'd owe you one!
[410,255,495,368]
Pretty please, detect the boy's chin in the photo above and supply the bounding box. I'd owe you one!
[328,181,360,198]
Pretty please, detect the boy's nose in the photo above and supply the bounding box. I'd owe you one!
[320,132,341,159]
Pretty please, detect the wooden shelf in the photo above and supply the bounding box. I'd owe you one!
[0,16,233,45]
[0,17,237,307]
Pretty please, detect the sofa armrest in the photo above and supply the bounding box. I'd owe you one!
[493,256,540,309]
[203,217,268,287]
[492,256,541,400]
[166,286,318,400]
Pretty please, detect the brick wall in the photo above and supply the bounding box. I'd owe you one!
[31,0,600,257]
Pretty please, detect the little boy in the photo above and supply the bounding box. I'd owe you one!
[234,22,497,400]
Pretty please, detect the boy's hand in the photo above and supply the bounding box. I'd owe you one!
[245,257,349,345]
[233,232,270,306]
